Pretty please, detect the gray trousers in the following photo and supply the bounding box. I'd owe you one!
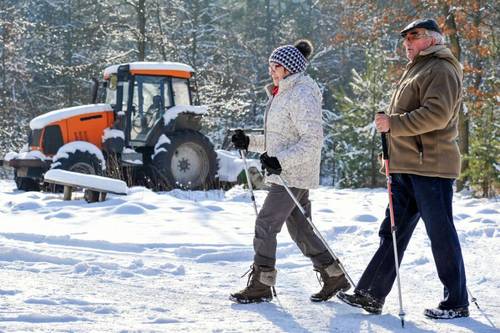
[253,184,335,269]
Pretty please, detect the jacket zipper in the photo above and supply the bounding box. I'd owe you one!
[263,96,273,151]
[415,135,424,164]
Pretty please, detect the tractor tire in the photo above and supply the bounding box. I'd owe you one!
[14,170,41,192]
[152,130,218,190]
[52,150,103,202]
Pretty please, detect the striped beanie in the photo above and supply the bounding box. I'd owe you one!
[269,45,307,74]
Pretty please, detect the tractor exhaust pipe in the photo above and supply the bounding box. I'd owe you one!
[91,77,99,104]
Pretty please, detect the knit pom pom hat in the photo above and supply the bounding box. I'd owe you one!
[269,39,313,74]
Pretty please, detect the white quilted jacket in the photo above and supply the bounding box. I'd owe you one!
[248,73,323,189]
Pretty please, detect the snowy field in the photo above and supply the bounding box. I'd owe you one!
[0,179,498,332]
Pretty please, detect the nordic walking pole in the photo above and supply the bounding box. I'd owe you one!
[467,287,480,310]
[276,174,355,288]
[467,286,496,328]
[239,149,259,217]
[380,127,406,328]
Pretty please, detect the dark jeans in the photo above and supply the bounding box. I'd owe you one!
[355,173,468,309]
[253,184,337,270]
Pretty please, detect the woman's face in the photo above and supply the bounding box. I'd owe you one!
[269,62,289,86]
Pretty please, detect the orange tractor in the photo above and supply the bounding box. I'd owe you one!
[4,62,219,191]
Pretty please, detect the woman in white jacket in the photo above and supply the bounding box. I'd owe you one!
[230,40,350,304]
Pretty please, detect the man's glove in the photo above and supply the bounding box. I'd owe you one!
[231,129,249,150]
[260,152,282,175]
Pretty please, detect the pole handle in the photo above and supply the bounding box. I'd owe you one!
[377,112,389,160]
[381,133,389,160]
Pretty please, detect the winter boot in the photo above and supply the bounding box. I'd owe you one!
[337,291,384,314]
[230,264,277,304]
[424,305,469,319]
[310,263,351,302]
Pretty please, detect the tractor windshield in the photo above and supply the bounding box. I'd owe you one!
[130,75,173,141]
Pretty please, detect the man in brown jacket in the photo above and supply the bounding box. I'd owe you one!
[338,19,469,319]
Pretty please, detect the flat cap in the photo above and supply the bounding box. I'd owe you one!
[400,18,441,37]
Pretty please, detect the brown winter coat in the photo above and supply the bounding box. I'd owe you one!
[387,45,463,179]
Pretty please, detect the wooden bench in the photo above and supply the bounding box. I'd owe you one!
[44,169,128,203]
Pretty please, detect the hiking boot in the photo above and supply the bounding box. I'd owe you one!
[337,291,384,314]
[424,306,469,319]
[230,264,277,304]
[310,263,351,302]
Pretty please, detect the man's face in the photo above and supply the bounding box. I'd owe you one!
[402,28,434,61]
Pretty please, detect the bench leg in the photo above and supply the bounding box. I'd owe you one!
[99,192,107,201]
[63,186,72,200]
[84,190,100,203]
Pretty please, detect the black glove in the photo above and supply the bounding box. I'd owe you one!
[260,152,282,175]
[231,129,249,150]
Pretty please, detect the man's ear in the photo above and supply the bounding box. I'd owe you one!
[429,35,437,46]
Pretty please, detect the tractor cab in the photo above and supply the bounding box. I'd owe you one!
[101,62,199,146]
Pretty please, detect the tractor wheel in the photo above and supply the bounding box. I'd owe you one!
[152,130,218,190]
[14,170,41,192]
[52,150,103,202]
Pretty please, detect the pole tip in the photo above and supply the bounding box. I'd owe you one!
[399,312,406,328]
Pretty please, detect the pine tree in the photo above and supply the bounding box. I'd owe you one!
[0,1,32,153]
[331,45,393,188]
[463,79,499,198]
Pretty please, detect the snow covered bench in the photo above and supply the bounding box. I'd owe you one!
[216,149,264,188]
[44,169,128,203]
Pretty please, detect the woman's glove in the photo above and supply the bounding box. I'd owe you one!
[231,129,249,150]
[260,152,282,175]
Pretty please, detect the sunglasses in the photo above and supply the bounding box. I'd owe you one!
[401,30,430,42]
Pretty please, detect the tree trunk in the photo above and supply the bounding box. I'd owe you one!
[154,0,167,61]
[265,0,272,52]
[471,3,486,196]
[65,0,74,105]
[443,4,468,191]
[190,0,200,69]
[1,22,7,106]
[137,0,146,61]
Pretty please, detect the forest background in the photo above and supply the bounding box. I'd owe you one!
[0,0,497,197]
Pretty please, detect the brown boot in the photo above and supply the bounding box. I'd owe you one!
[230,264,277,304]
[310,263,351,302]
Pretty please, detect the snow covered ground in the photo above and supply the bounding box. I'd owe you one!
[0,179,498,332]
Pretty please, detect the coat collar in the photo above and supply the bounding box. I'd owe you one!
[407,45,461,75]
[419,44,447,57]
[264,72,305,97]
[409,44,447,66]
